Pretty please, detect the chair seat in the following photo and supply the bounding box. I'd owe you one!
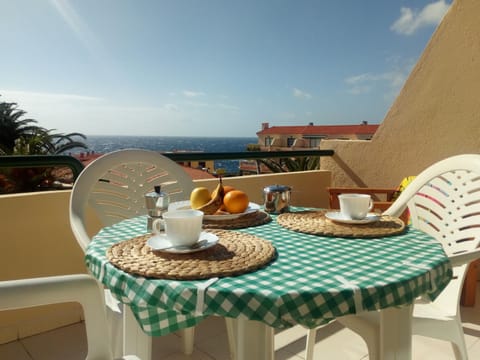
[413,302,455,320]
[0,274,141,360]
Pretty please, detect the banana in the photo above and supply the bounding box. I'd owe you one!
[198,179,224,215]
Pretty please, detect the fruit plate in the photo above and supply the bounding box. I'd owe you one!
[168,200,261,220]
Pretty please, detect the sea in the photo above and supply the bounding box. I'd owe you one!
[84,135,258,175]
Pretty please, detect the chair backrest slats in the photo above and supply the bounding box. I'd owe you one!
[70,149,195,251]
[405,168,480,257]
[382,155,480,312]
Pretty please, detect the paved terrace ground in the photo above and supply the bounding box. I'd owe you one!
[1,283,479,360]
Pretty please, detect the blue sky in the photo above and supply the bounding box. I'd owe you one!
[1,0,451,137]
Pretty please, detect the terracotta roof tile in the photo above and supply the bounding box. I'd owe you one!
[181,166,216,180]
[257,124,379,136]
[74,153,216,180]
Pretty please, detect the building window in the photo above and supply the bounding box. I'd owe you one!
[265,136,273,146]
[287,137,295,147]
[308,138,322,147]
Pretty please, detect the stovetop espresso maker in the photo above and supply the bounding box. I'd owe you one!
[145,185,169,231]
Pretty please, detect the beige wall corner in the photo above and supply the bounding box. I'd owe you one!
[195,170,332,209]
[0,191,86,281]
[0,191,86,344]
[321,0,480,188]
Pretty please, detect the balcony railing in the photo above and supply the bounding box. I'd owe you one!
[0,149,334,193]
[162,149,334,161]
[0,155,84,179]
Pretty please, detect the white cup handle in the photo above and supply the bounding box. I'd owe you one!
[368,199,373,212]
[152,218,165,235]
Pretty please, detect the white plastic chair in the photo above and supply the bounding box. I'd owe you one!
[306,154,480,360]
[69,149,196,358]
[0,274,140,360]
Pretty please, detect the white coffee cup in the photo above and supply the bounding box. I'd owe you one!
[152,209,203,247]
[338,194,373,220]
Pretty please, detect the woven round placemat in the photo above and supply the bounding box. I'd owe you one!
[277,210,405,238]
[203,210,271,229]
[106,229,276,280]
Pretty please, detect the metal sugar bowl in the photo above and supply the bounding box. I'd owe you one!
[263,184,292,214]
[145,185,170,231]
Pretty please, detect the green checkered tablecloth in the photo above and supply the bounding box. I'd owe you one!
[85,208,452,336]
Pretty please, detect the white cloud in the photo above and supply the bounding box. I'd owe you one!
[345,73,381,94]
[183,101,239,111]
[391,0,451,36]
[0,89,187,135]
[1,89,103,103]
[216,103,240,111]
[293,88,312,100]
[183,90,206,98]
[345,57,415,99]
[164,103,180,112]
[345,73,379,85]
[0,89,241,136]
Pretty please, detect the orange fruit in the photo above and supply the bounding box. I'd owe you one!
[223,185,235,195]
[223,190,249,214]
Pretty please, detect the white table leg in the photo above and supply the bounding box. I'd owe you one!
[123,306,152,359]
[235,318,274,360]
[182,326,195,355]
[225,317,237,360]
[380,305,413,360]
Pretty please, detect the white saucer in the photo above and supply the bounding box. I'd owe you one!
[169,200,260,220]
[325,211,380,224]
[147,232,218,254]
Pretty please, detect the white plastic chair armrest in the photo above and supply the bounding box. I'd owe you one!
[449,248,480,267]
[0,274,140,360]
[0,274,105,313]
[69,211,92,252]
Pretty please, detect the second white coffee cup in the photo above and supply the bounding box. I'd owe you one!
[338,194,373,220]
[153,209,203,247]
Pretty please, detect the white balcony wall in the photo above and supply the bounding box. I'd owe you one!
[0,191,87,344]
[194,170,331,209]
[0,170,331,344]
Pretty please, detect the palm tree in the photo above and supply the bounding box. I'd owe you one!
[0,96,88,155]
[13,129,88,155]
[256,156,320,173]
[245,143,320,173]
[0,96,89,193]
[0,99,41,155]
[45,131,88,154]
